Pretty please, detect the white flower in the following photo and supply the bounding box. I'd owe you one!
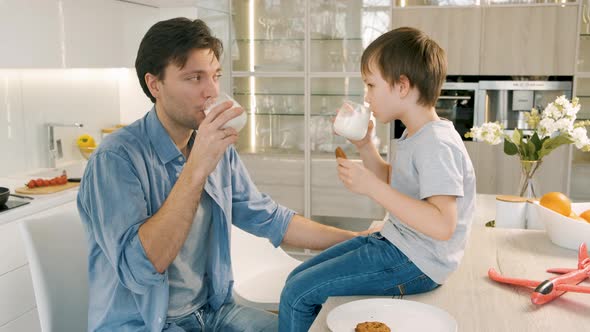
[538,118,556,138]
[571,127,590,150]
[554,95,569,107]
[542,103,560,120]
[470,122,503,145]
[565,103,580,117]
[554,118,573,134]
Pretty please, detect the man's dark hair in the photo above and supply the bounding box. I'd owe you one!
[135,17,223,103]
[361,27,447,108]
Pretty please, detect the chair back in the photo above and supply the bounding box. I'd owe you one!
[231,225,300,282]
[230,225,302,310]
[19,202,88,332]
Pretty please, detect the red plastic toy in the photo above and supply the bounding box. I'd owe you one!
[488,242,590,305]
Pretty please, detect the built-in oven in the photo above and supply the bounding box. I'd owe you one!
[391,81,479,140]
[477,80,573,132]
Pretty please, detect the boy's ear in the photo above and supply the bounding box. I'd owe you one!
[398,75,411,98]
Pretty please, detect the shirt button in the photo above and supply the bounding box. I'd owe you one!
[178,156,183,162]
[176,172,180,177]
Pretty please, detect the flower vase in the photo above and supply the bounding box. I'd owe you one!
[518,160,542,198]
[518,160,543,230]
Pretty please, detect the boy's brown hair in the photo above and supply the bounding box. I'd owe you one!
[361,27,447,108]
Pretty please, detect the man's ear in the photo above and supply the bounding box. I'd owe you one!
[398,75,411,98]
[145,73,161,100]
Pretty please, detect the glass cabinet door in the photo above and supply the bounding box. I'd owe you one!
[310,77,387,222]
[310,0,390,73]
[231,0,305,72]
[230,0,391,230]
[233,77,305,154]
[232,76,306,215]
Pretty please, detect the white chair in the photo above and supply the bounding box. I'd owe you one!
[230,225,302,311]
[19,202,88,332]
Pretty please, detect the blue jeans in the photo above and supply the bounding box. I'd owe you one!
[164,302,278,332]
[278,233,439,332]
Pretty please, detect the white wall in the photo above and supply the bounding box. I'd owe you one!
[0,69,122,175]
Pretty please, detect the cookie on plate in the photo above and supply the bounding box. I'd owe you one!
[355,321,391,332]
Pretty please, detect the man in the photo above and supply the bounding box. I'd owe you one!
[77,17,369,332]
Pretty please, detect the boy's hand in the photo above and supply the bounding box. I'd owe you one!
[331,114,374,149]
[336,158,378,196]
[356,223,383,236]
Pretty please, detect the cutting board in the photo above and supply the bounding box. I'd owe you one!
[15,182,80,195]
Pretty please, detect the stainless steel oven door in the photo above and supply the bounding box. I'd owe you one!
[476,80,572,131]
[391,82,479,140]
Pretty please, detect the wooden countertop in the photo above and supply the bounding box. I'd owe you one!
[309,226,590,332]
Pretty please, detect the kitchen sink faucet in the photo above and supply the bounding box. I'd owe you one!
[46,122,84,168]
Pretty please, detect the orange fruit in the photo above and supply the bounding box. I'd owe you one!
[580,210,590,223]
[539,192,572,217]
[569,211,586,222]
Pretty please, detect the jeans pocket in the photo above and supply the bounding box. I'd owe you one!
[395,274,439,296]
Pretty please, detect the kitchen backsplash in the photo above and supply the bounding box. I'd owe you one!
[0,68,152,176]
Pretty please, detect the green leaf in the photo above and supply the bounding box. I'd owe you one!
[538,135,573,159]
[526,140,537,160]
[512,129,521,146]
[531,132,542,151]
[504,139,519,155]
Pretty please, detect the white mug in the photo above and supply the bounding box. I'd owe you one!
[333,100,371,141]
[204,92,248,132]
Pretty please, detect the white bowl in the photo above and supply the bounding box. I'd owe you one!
[532,201,590,250]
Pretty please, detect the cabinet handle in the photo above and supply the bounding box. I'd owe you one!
[438,96,472,100]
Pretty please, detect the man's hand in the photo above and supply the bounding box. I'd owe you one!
[187,101,243,181]
[336,158,379,196]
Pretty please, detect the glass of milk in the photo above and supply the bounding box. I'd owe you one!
[333,100,371,141]
[204,92,248,132]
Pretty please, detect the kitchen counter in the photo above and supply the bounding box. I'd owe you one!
[309,225,590,332]
[0,176,79,226]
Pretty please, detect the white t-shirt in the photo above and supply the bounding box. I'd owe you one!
[167,195,212,319]
[380,120,476,284]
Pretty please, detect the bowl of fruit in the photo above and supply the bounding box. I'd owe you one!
[77,134,97,160]
[532,192,590,250]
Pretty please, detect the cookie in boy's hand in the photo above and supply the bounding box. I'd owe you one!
[335,147,348,159]
[355,321,391,332]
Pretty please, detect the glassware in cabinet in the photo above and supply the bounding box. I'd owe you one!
[231,0,305,72]
[309,0,390,73]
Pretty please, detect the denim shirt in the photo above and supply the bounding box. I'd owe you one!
[77,108,295,332]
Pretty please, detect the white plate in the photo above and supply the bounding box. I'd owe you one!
[326,298,457,332]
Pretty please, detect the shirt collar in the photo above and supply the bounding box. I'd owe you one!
[146,107,195,165]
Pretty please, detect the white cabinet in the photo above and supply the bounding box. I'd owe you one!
[392,7,482,75]
[0,221,39,331]
[0,0,158,68]
[480,5,578,75]
[464,141,570,196]
[61,0,158,68]
[0,0,63,67]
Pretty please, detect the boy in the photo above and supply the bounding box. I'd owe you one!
[278,27,476,331]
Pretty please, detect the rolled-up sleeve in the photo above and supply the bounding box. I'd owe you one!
[78,150,164,295]
[227,148,295,247]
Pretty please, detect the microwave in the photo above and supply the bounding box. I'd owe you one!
[391,82,479,141]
